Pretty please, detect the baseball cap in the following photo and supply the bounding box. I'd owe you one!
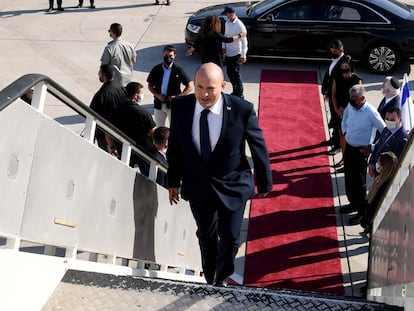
[221,6,235,14]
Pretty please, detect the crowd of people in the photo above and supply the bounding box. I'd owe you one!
[322,39,409,233]
[81,12,409,286]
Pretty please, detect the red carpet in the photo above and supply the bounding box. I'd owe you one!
[244,70,344,295]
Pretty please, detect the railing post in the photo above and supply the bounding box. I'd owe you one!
[83,117,97,143]
[148,162,157,182]
[121,144,132,164]
[31,81,48,113]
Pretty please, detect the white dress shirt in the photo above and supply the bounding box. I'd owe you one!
[192,95,224,155]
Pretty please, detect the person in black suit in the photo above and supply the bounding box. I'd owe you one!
[322,39,351,153]
[377,76,401,120]
[368,107,408,177]
[147,45,193,127]
[167,63,273,286]
[150,126,169,188]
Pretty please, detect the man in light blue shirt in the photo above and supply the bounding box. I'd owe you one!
[340,84,386,222]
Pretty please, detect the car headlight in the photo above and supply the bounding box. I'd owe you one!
[186,23,200,34]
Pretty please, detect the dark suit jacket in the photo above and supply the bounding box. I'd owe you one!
[377,95,401,120]
[369,126,408,166]
[149,145,168,188]
[147,63,192,109]
[167,93,273,211]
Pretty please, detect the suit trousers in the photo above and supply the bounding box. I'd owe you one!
[344,143,368,212]
[189,186,245,284]
[154,103,171,127]
[226,54,244,97]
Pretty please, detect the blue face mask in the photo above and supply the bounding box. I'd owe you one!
[222,16,229,22]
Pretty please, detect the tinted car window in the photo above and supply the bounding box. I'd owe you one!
[325,1,387,22]
[264,1,316,21]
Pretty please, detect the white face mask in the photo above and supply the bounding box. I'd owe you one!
[137,94,144,104]
[375,162,381,174]
[385,120,397,130]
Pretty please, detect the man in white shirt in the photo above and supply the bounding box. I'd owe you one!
[221,6,248,98]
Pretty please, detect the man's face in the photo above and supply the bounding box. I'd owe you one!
[163,50,175,66]
[98,69,104,83]
[385,111,401,126]
[194,68,226,109]
[226,12,236,22]
[108,28,116,39]
[349,93,364,109]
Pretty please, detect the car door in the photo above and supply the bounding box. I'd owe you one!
[250,0,320,57]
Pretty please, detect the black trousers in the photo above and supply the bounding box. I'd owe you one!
[189,187,245,284]
[226,55,244,97]
[344,143,368,213]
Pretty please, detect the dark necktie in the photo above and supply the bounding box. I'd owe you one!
[200,109,211,162]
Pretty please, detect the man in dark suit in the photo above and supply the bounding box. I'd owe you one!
[322,39,351,153]
[368,107,408,177]
[150,126,169,188]
[377,76,401,120]
[147,45,193,127]
[167,63,273,286]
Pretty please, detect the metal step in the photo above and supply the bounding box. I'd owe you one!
[43,270,402,311]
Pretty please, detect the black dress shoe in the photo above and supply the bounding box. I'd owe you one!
[213,280,228,287]
[339,204,358,214]
[327,146,340,155]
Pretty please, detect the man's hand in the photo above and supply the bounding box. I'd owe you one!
[169,188,180,205]
[240,57,246,64]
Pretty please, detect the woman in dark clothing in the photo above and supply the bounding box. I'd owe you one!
[186,15,246,67]
[331,58,362,169]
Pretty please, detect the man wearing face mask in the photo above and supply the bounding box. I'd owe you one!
[339,85,386,222]
[368,107,408,177]
[147,45,193,126]
[321,40,351,154]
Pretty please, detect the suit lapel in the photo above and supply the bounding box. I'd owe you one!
[219,94,231,140]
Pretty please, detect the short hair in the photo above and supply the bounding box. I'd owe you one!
[163,45,177,54]
[100,64,115,80]
[330,39,344,50]
[349,84,366,97]
[125,82,143,98]
[109,23,122,37]
[153,126,169,145]
[386,107,402,118]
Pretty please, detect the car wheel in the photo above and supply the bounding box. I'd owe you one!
[365,43,399,74]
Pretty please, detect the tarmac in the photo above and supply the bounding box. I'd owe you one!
[1,0,414,309]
